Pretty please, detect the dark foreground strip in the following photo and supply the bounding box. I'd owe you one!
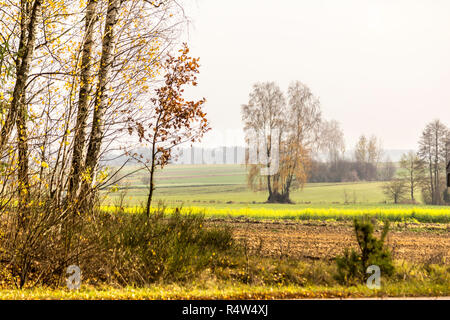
[0,299,447,319]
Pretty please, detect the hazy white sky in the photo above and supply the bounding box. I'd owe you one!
[181,0,450,150]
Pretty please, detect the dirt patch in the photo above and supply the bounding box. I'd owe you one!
[208,219,450,263]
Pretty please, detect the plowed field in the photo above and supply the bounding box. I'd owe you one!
[209,219,450,263]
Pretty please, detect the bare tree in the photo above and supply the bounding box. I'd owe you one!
[418,120,449,205]
[382,178,408,204]
[354,135,368,164]
[353,134,383,181]
[367,135,383,168]
[398,151,425,202]
[288,81,322,151]
[320,119,345,165]
[242,81,320,203]
[379,156,396,181]
[242,82,286,202]
[280,81,321,201]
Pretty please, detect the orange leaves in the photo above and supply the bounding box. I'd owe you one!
[137,122,145,142]
[126,43,209,169]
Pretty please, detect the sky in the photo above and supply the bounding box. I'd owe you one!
[180,0,450,150]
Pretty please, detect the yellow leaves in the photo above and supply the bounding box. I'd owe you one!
[41,161,49,169]
[81,168,93,184]
[96,168,109,186]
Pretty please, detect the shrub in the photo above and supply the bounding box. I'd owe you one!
[382,179,408,204]
[0,198,99,289]
[93,208,235,286]
[334,218,394,284]
[0,202,235,288]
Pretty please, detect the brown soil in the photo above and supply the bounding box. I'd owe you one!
[208,219,450,264]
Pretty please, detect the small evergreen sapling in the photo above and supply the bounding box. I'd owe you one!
[335,218,394,284]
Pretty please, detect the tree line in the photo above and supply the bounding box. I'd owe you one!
[242,81,449,205]
[309,134,396,183]
[383,120,449,205]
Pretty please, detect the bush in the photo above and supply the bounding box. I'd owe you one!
[334,218,394,284]
[0,198,98,289]
[382,179,408,204]
[93,208,235,286]
[0,203,236,288]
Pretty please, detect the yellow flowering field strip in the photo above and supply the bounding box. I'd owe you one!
[100,206,450,223]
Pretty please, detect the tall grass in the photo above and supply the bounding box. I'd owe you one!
[92,209,235,286]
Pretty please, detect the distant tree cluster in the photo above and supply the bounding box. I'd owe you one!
[309,134,394,183]
[382,120,449,205]
[309,159,395,183]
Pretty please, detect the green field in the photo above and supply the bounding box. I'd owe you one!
[102,164,450,222]
[105,164,386,205]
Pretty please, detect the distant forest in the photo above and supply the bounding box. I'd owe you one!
[103,146,409,183]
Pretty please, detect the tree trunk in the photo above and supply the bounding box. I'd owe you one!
[6,0,41,222]
[145,166,155,217]
[410,175,414,201]
[410,162,414,201]
[84,0,120,189]
[434,132,439,204]
[429,155,434,204]
[68,0,98,200]
[0,0,41,154]
[17,94,30,223]
[267,192,291,204]
[145,115,162,217]
[266,174,272,200]
[145,143,157,217]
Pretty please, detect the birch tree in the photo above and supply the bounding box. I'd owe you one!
[242,81,320,203]
[418,120,449,205]
[68,0,98,199]
[398,151,425,202]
